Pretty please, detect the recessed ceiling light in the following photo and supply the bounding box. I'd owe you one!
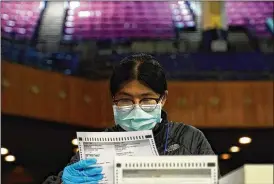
[229,146,240,153]
[220,153,231,160]
[72,138,78,146]
[239,136,252,144]
[5,155,16,162]
[1,147,9,155]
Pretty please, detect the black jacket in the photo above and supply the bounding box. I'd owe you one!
[43,111,215,184]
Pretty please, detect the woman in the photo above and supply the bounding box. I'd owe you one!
[43,53,215,184]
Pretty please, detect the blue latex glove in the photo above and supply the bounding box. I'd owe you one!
[62,158,103,184]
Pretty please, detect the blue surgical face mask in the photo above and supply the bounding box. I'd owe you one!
[113,104,162,131]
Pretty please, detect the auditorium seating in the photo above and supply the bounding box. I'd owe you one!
[0,1,45,40]
[170,1,196,29]
[2,39,273,79]
[1,1,273,80]
[226,1,274,37]
[63,1,196,41]
[49,52,79,75]
[1,40,79,75]
[109,53,274,79]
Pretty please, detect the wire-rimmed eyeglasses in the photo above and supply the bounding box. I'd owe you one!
[113,96,163,112]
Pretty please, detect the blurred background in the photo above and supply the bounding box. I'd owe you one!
[1,0,273,183]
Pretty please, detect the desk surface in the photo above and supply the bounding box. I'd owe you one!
[219,164,273,184]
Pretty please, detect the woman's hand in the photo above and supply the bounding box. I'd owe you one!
[62,158,103,184]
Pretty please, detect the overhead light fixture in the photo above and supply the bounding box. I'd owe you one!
[5,155,16,162]
[72,138,78,146]
[229,146,240,153]
[73,148,79,153]
[220,153,231,160]
[239,136,252,144]
[1,147,9,155]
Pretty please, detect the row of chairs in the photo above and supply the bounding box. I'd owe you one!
[62,1,195,40]
[63,1,274,41]
[109,53,274,72]
[226,1,273,37]
[1,40,79,75]
[2,38,273,79]
[1,1,46,41]
[1,1,273,42]
[105,53,273,80]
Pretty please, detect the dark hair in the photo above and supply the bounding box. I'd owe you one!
[110,53,167,97]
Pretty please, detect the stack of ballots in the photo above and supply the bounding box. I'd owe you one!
[77,130,218,184]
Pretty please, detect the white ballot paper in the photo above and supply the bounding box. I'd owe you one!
[77,130,159,184]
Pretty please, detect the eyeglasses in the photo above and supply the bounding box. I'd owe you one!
[113,96,163,112]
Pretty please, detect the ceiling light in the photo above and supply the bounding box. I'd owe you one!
[1,147,9,155]
[239,136,252,144]
[73,148,79,153]
[220,153,231,160]
[229,146,240,153]
[5,155,16,162]
[72,138,78,146]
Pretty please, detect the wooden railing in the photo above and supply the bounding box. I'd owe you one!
[2,61,273,128]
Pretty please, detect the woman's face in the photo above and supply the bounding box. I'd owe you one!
[113,80,167,106]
